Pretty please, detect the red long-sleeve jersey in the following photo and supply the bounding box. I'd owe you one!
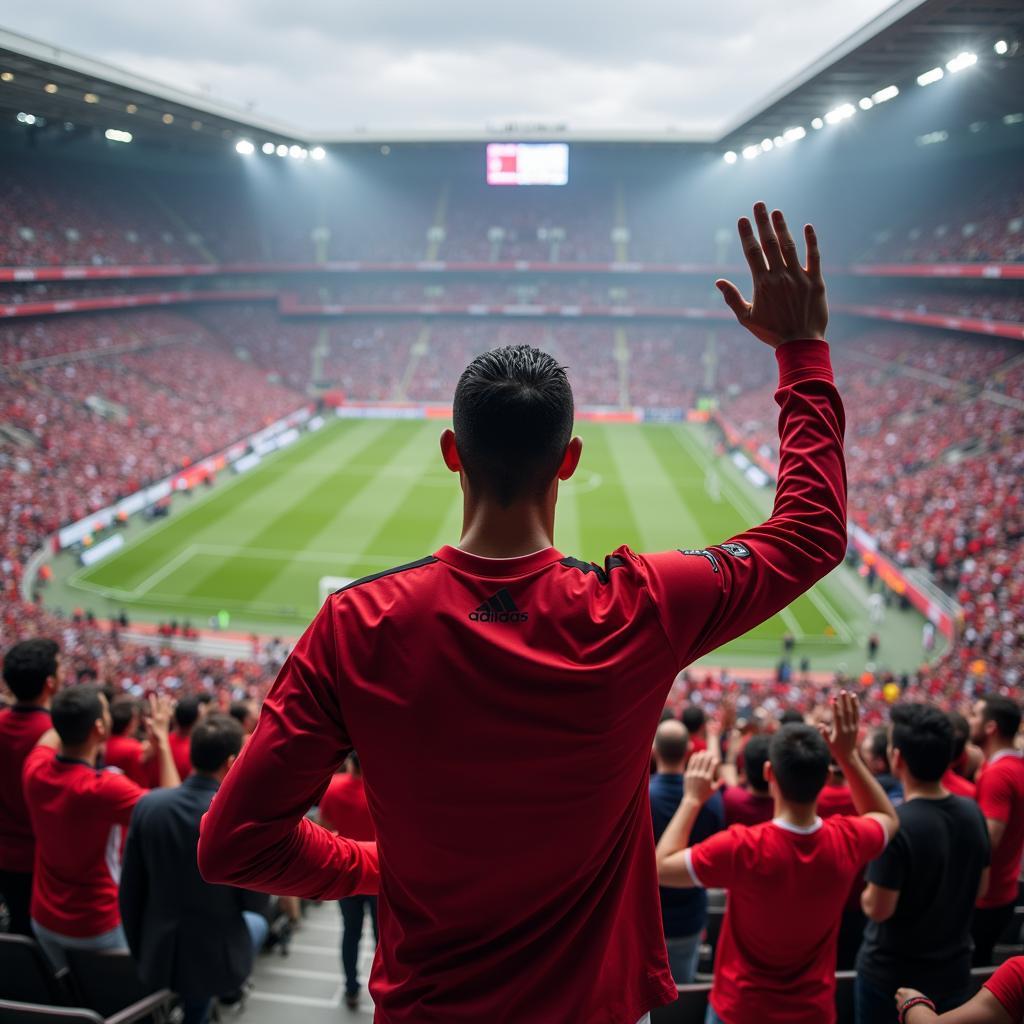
[199,338,847,1024]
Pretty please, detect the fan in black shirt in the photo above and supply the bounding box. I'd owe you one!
[855,704,991,1024]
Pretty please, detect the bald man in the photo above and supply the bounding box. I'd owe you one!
[649,718,724,983]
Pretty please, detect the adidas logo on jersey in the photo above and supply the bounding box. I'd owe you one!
[469,588,529,623]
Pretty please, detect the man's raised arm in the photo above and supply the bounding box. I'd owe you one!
[639,203,846,665]
[197,603,379,900]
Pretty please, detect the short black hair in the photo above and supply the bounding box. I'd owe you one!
[109,697,139,737]
[452,345,573,506]
[681,705,706,734]
[865,726,890,771]
[229,700,254,725]
[174,695,202,730]
[742,734,771,794]
[190,714,244,774]
[779,709,805,726]
[52,685,104,746]
[891,703,954,782]
[769,724,830,804]
[948,711,970,760]
[981,695,1022,741]
[3,639,59,702]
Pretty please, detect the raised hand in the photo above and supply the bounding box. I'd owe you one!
[716,203,828,349]
[145,693,174,745]
[817,690,860,765]
[683,750,720,806]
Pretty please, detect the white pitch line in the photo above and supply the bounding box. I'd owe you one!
[131,544,201,598]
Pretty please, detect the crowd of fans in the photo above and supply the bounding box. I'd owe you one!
[1,637,1022,1023]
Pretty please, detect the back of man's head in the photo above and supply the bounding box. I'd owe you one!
[109,697,139,737]
[174,695,202,731]
[742,734,771,794]
[981,695,1022,742]
[891,703,954,782]
[779,708,805,726]
[681,705,706,736]
[190,714,244,775]
[948,711,970,760]
[654,720,689,770]
[768,724,830,804]
[864,726,891,773]
[452,345,573,507]
[3,638,59,703]
[52,685,104,746]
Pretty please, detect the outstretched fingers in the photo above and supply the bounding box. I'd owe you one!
[716,278,751,322]
[804,224,822,281]
[772,210,801,271]
[753,202,785,271]
[738,217,767,277]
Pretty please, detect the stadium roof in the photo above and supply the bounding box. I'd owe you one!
[0,0,1022,152]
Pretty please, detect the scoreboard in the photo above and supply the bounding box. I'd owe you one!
[486,143,569,186]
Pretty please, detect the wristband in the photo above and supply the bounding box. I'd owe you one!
[898,996,936,1023]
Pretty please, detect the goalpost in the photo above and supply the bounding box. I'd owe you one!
[319,576,354,607]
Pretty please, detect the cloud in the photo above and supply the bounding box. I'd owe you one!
[2,0,898,134]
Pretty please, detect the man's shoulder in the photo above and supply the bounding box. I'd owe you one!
[331,555,441,600]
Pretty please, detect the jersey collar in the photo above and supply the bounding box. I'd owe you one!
[771,816,823,835]
[435,545,564,579]
[990,749,1024,765]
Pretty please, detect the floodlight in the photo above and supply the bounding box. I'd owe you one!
[741,145,759,160]
[162,113,174,124]
[44,83,58,94]
[723,150,737,164]
[811,117,824,130]
[262,142,275,155]
[773,135,784,147]
[917,67,944,86]
[289,144,303,158]
[760,138,774,152]
[946,52,977,73]
[16,112,37,125]
[0,72,13,82]
[311,146,326,161]
[83,92,99,104]
[916,130,949,146]
[104,129,132,143]
[871,85,899,104]
[783,126,806,142]
[235,139,255,156]
[125,103,137,114]
[858,97,874,110]
[994,40,1008,55]
[824,103,855,125]
[276,144,288,157]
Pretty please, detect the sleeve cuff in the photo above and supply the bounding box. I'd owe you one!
[775,338,833,388]
[683,848,705,889]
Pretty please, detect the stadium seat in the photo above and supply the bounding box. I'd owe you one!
[834,970,856,1024]
[62,951,171,1023]
[0,997,170,1024]
[0,936,71,1006]
[651,983,711,1024]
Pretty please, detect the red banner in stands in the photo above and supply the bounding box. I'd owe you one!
[0,291,275,319]
[835,304,1024,341]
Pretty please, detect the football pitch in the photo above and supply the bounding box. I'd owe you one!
[59,417,919,669]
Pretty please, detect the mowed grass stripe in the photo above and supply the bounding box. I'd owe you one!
[180,421,429,603]
[250,422,446,606]
[604,424,703,551]
[574,425,644,562]
[79,420,380,592]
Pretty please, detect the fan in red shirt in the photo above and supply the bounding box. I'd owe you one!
[319,752,378,1010]
[104,697,152,787]
[198,205,848,1024]
[941,712,978,800]
[656,692,899,1024]
[717,734,774,827]
[897,955,1024,1022]
[968,695,1024,966]
[168,695,206,781]
[0,639,63,936]
[22,686,180,970]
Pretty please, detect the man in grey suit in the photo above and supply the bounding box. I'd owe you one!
[120,714,269,1024]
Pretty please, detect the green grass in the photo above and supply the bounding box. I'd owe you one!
[58,416,898,666]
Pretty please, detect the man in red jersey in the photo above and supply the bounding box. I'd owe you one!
[656,692,898,1024]
[23,686,179,969]
[104,698,151,787]
[717,734,774,827]
[168,696,204,780]
[969,694,1024,966]
[942,712,977,799]
[199,204,847,1024]
[320,752,377,1010]
[0,639,63,935]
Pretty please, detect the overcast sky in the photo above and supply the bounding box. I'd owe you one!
[4,0,899,136]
